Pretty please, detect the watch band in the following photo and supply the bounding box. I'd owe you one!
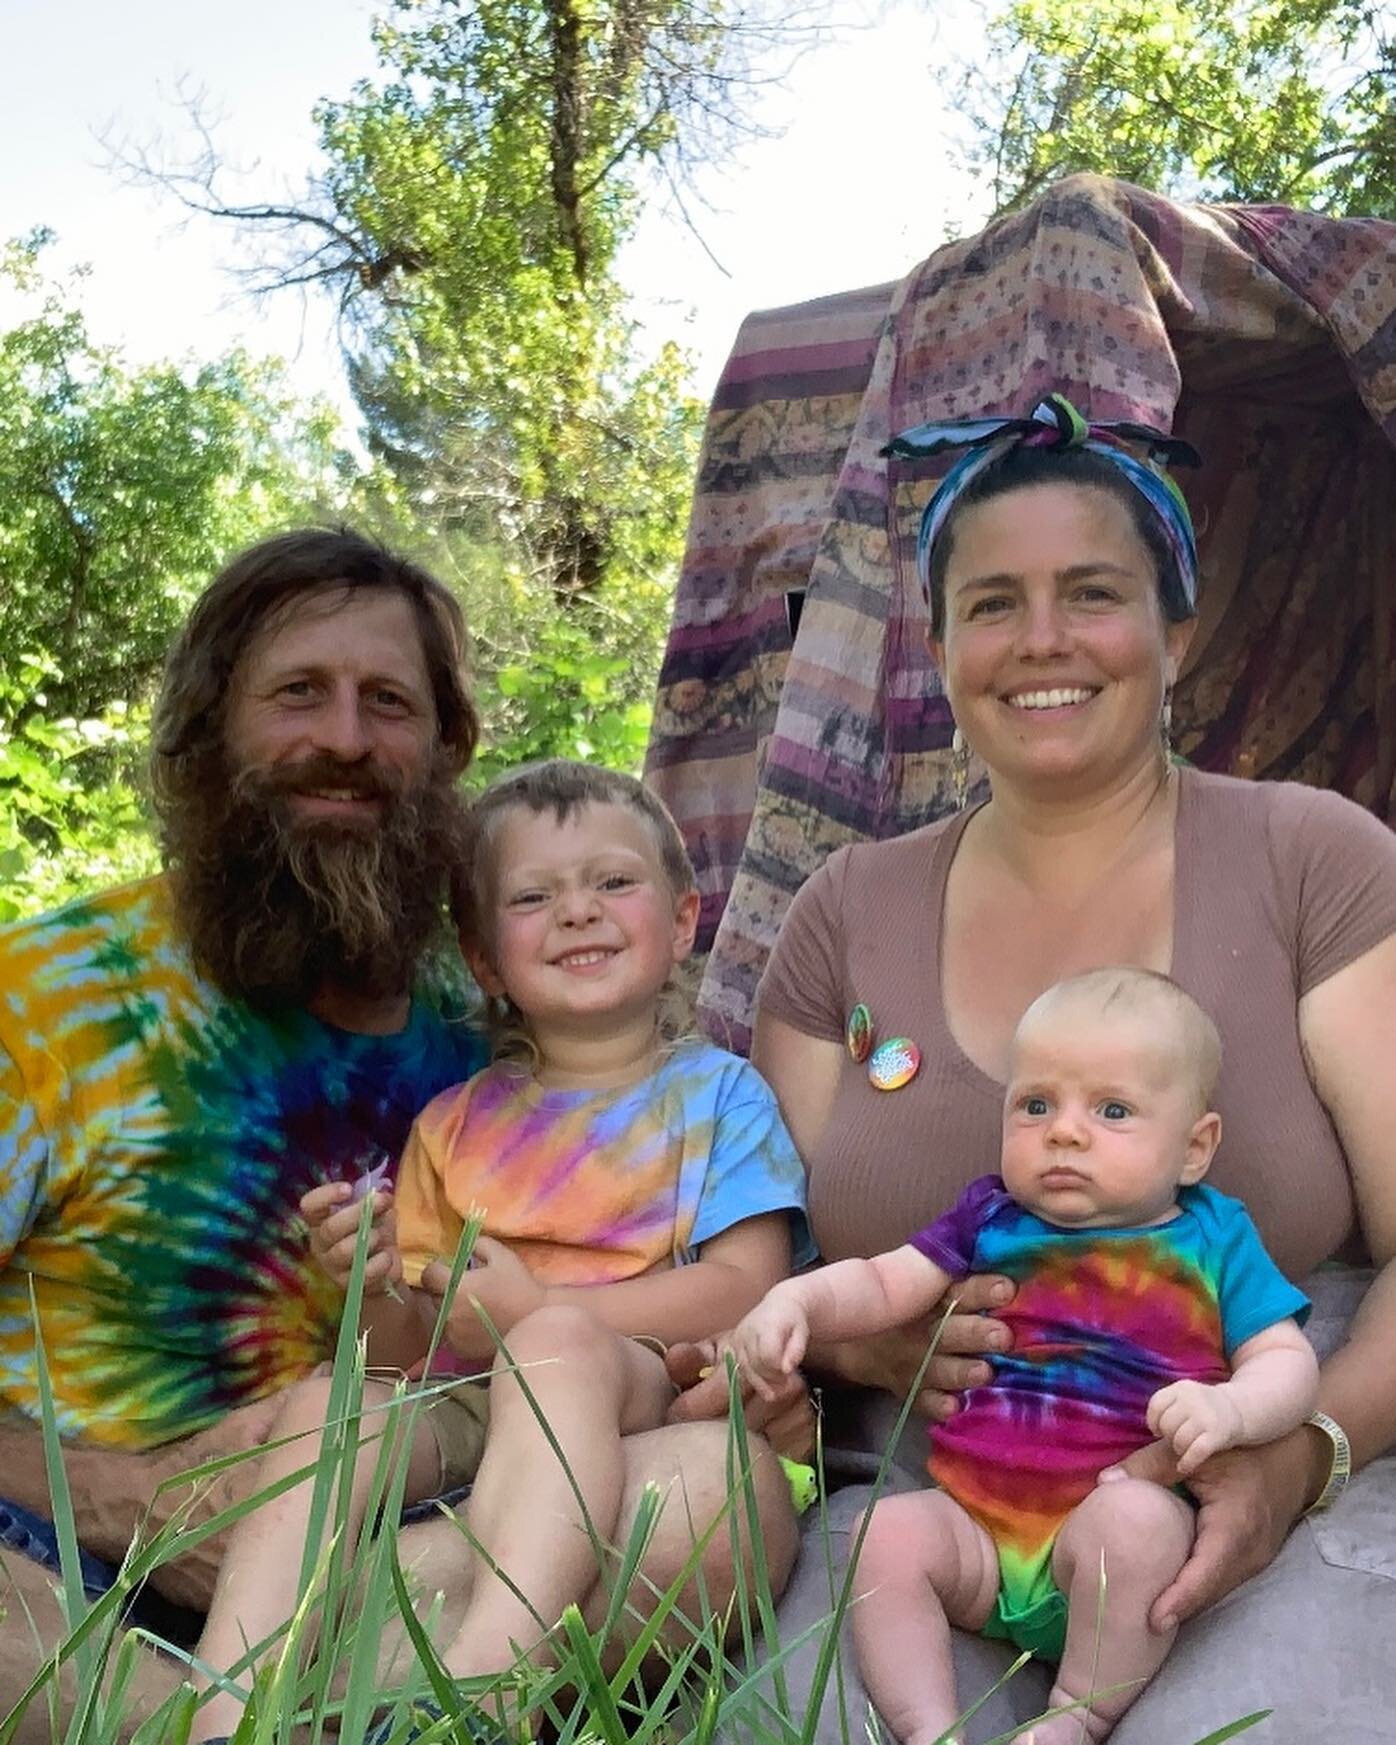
[1303,1409,1351,1515]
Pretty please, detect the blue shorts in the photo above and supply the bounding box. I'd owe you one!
[0,1495,204,1645]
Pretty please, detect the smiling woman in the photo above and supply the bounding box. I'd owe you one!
[747,398,1396,1742]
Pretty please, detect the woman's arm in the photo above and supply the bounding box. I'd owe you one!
[751,1012,1013,1413]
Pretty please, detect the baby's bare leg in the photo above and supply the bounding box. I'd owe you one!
[850,1490,999,1745]
[1025,1479,1194,1745]
[191,1375,441,1743]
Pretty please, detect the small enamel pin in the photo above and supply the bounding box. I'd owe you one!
[846,1002,873,1063]
[868,1037,920,1091]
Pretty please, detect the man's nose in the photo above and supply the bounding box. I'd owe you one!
[312,686,372,762]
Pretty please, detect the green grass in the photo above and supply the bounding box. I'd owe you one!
[0,1245,1271,1745]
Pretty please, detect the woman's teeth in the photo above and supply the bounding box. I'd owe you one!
[1006,688,1096,710]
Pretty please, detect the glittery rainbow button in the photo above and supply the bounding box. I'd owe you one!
[867,1037,920,1091]
[845,1002,873,1063]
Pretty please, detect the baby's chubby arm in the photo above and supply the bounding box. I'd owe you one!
[1147,1319,1319,1478]
[731,1245,954,1401]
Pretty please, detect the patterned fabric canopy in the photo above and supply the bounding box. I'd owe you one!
[644,174,1396,1049]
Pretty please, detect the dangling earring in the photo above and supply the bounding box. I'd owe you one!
[951,727,970,811]
[1161,694,1174,761]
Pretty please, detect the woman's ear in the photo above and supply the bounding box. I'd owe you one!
[672,890,701,964]
[1164,614,1198,687]
[463,937,507,998]
[926,627,947,675]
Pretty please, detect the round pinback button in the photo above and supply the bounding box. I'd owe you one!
[867,1037,920,1091]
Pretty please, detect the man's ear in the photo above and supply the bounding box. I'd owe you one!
[672,890,701,964]
[1179,1110,1222,1185]
[463,938,507,998]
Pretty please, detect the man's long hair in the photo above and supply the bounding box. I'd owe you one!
[150,528,479,1008]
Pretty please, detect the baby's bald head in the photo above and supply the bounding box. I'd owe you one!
[1015,968,1221,1115]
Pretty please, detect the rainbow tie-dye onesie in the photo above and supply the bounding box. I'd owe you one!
[910,1177,1309,1660]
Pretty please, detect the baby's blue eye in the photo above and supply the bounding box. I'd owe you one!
[1100,1101,1131,1121]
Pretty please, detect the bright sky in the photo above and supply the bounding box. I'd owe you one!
[0,0,991,426]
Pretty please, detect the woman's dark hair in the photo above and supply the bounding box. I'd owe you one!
[924,445,1194,638]
[150,527,479,806]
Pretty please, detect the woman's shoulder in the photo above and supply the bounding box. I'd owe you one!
[812,811,966,901]
[1182,767,1396,866]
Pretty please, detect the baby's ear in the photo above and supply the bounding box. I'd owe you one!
[1179,1109,1222,1184]
[672,889,701,962]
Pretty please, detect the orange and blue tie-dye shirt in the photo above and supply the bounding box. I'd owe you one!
[0,878,485,1450]
[394,1040,808,1290]
[911,1178,1309,1568]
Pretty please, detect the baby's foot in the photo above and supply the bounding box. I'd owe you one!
[1019,1708,1110,1745]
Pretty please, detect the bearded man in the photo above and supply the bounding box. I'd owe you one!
[0,529,804,1740]
[0,529,487,1718]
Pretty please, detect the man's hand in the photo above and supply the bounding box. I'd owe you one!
[729,1291,811,1401]
[1147,1379,1244,1477]
[665,1339,816,1461]
[1099,1425,1321,1630]
[302,1181,403,1296]
[419,1236,546,1361]
[815,1273,1014,1419]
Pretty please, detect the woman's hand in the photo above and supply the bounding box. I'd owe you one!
[1102,1422,1326,1629]
[812,1273,1015,1419]
[665,1338,816,1461]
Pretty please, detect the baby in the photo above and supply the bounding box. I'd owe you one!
[732,967,1318,1745]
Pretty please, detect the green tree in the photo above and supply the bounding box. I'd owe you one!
[960,0,1396,217]
[0,232,351,724]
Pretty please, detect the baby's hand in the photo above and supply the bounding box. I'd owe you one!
[730,1294,811,1402]
[1146,1378,1244,1477]
[300,1181,403,1297]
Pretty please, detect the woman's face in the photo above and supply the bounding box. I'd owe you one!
[930,481,1195,798]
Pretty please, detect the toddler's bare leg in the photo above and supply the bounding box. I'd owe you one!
[440,1306,674,1684]
[850,1490,999,1745]
[191,1375,441,1742]
[1025,1479,1194,1745]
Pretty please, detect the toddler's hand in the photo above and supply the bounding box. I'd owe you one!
[300,1181,403,1296]
[730,1295,811,1401]
[1146,1379,1244,1477]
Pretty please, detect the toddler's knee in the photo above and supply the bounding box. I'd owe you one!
[497,1302,618,1368]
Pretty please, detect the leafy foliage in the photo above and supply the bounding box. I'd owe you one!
[962,0,1396,217]
[0,233,351,724]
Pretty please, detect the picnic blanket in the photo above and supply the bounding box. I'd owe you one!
[645,174,1396,1049]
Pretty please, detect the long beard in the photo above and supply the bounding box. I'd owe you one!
[163,751,468,1010]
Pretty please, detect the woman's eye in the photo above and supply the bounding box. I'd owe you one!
[1075,586,1119,606]
[1100,1101,1131,1120]
[966,595,1013,619]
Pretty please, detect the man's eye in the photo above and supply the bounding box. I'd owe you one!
[1100,1101,1131,1120]
[373,688,409,709]
[278,680,314,699]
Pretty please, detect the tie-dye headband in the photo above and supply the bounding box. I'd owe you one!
[885,394,1202,616]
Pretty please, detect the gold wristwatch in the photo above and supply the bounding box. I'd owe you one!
[1303,1410,1351,1515]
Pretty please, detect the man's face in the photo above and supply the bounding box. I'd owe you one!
[162,583,468,1012]
[224,587,437,809]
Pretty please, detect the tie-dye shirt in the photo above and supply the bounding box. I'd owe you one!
[394,1039,807,1289]
[0,878,485,1450]
[911,1177,1309,1578]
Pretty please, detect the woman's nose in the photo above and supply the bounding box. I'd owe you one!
[1014,597,1071,659]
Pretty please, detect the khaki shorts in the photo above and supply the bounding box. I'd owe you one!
[365,1370,491,1494]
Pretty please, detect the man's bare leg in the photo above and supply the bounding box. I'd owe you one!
[0,1552,182,1745]
[849,1491,999,1745]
